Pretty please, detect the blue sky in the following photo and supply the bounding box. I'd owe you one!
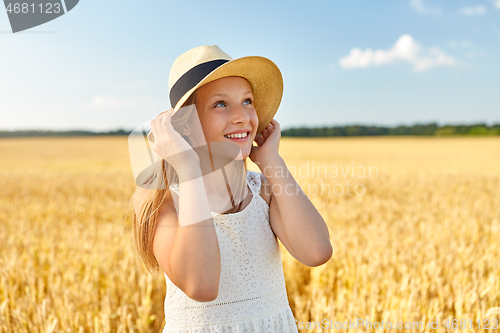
[1,0,499,131]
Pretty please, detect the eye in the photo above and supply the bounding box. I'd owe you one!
[214,98,253,108]
[214,101,226,108]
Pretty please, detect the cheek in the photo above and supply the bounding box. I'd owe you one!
[251,114,259,131]
[202,116,225,139]
[197,114,215,138]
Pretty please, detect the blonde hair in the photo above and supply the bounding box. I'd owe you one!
[133,89,250,273]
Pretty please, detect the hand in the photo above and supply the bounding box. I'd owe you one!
[150,109,200,175]
[249,119,281,167]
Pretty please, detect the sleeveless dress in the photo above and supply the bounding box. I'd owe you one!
[163,170,299,333]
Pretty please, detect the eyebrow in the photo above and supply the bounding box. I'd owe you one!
[209,90,253,99]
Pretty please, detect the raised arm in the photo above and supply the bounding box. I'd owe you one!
[250,119,333,267]
[134,108,221,302]
[134,167,221,302]
[261,157,332,267]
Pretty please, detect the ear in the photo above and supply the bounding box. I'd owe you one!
[181,123,192,136]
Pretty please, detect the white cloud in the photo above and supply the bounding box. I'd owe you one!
[409,0,426,12]
[409,0,442,15]
[494,0,500,9]
[338,34,459,72]
[447,39,487,59]
[466,51,476,59]
[447,39,473,48]
[464,51,487,59]
[413,48,457,71]
[461,5,486,16]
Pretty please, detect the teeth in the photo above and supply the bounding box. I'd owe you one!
[224,132,248,139]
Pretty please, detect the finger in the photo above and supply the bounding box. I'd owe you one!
[151,109,170,130]
[267,121,280,138]
[256,134,265,145]
[161,109,174,133]
[261,128,270,140]
[150,118,160,141]
[266,124,273,136]
[254,134,265,147]
[268,121,280,135]
[151,110,171,143]
[158,108,172,117]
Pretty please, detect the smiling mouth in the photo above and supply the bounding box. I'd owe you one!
[224,132,250,141]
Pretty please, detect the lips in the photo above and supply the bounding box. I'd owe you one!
[224,131,249,139]
[224,131,250,143]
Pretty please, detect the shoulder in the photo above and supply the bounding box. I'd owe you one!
[250,171,272,207]
[132,186,175,218]
[132,186,149,215]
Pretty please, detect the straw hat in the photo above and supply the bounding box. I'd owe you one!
[147,45,283,142]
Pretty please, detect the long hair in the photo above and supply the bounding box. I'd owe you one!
[132,89,250,273]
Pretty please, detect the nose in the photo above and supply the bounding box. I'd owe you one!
[230,103,250,125]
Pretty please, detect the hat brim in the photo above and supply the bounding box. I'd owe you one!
[147,56,283,143]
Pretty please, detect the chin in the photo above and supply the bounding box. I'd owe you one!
[239,148,250,160]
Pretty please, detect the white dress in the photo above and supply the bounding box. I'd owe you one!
[163,170,298,332]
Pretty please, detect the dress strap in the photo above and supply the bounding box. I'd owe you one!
[168,182,180,195]
[169,171,260,196]
[247,170,262,196]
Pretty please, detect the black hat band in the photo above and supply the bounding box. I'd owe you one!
[169,59,230,108]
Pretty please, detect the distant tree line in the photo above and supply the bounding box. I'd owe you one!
[280,122,500,137]
[0,123,499,138]
[0,129,130,138]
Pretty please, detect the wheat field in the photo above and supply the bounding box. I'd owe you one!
[0,136,499,333]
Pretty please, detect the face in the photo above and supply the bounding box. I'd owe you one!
[194,76,258,159]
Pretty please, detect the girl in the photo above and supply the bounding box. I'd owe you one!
[132,45,332,332]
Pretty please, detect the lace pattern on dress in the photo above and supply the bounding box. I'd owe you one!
[163,170,297,332]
